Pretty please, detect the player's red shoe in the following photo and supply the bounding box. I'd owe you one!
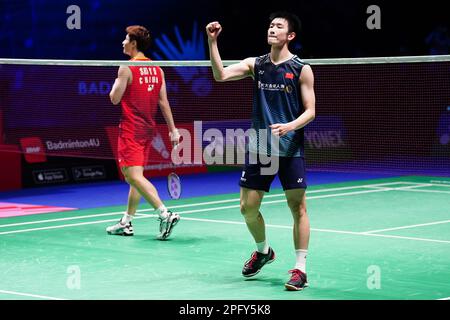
[285,269,309,291]
[242,247,276,277]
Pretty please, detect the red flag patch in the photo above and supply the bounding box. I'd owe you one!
[285,73,294,79]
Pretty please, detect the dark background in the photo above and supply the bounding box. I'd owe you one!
[0,0,449,189]
[0,0,448,60]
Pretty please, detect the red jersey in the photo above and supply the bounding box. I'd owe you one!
[119,58,163,140]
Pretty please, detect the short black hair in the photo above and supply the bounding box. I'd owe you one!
[269,11,301,35]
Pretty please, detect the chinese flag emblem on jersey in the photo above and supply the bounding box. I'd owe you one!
[285,73,294,79]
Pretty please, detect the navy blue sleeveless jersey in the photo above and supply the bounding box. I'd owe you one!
[249,54,308,157]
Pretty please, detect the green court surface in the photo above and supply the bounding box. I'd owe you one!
[1,176,449,300]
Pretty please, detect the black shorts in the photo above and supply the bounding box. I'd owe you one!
[238,153,307,192]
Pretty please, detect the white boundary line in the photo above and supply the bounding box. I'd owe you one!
[2,202,449,244]
[0,188,394,231]
[0,289,66,300]
[7,182,447,230]
[168,216,450,244]
[427,183,450,188]
[0,181,401,229]
[1,180,448,243]
[0,210,126,228]
[395,184,433,189]
[322,232,450,244]
[396,189,450,195]
[362,220,450,234]
[430,180,450,186]
[0,217,140,235]
[437,297,450,300]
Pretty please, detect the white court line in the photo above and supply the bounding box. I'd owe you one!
[300,181,404,194]
[0,203,254,235]
[437,297,450,300]
[2,198,450,244]
[0,217,144,235]
[6,182,439,230]
[0,192,420,235]
[0,180,447,237]
[428,182,450,188]
[103,180,410,207]
[0,289,65,300]
[4,202,316,235]
[361,186,395,190]
[325,232,450,244]
[396,188,450,195]
[0,196,315,235]
[167,216,450,244]
[362,220,450,234]
[0,199,246,228]
[308,188,391,199]
[0,181,445,231]
[174,216,363,236]
[394,184,433,189]
[0,184,397,229]
[0,210,127,228]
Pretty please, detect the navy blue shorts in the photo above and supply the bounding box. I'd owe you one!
[239,153,307,192]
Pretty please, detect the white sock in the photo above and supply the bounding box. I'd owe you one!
[120,213,133,225]
[295,249,308,273]
[156,205,169,219]
[256,240,269,254]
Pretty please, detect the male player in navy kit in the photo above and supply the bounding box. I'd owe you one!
[206,12,315,290]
